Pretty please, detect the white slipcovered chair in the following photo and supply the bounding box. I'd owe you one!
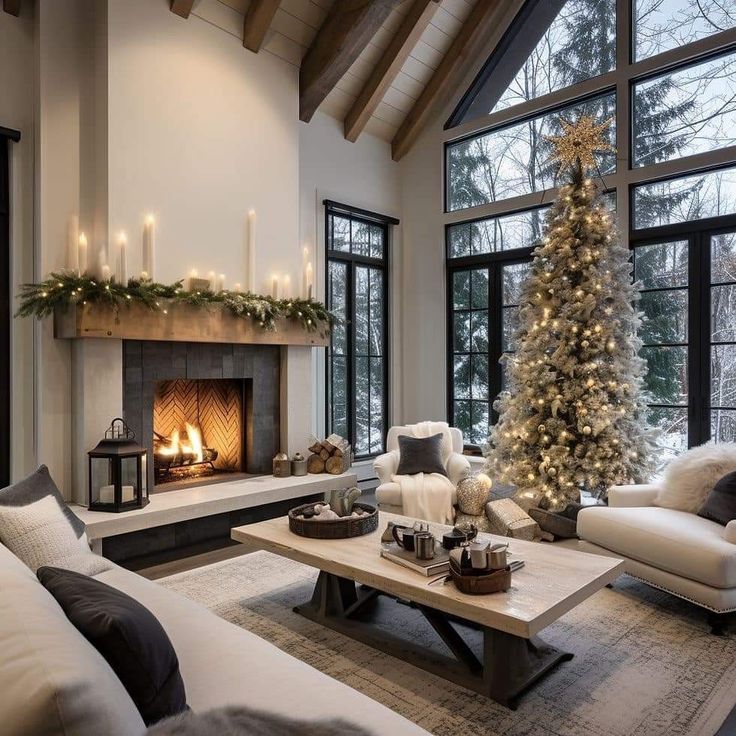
[577,484,736,633]
[374,425,471,514]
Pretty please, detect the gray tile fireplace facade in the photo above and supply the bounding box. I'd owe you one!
[123,341,280,492]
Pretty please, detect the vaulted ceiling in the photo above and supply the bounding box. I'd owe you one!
[2,0,520,160]
[175,0,520,160]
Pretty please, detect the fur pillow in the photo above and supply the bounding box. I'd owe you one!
[655,442,736,513]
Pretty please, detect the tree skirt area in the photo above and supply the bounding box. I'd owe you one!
[158,551,736,736]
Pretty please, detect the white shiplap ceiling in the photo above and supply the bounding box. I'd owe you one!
[191,0,476,142]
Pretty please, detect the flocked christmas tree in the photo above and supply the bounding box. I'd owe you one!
[488,116,655,511]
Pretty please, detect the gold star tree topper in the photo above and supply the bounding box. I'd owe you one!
[546,116,614,173]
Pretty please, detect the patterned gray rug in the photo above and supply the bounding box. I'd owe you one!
[159,551,736,736]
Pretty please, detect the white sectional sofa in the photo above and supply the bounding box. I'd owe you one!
[0,540,428,735]
[577,484,736,631]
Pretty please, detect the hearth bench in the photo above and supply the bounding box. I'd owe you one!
[69,472,357,554]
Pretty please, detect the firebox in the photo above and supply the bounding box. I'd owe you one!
[153,379,247,487]
[122,341,281,493]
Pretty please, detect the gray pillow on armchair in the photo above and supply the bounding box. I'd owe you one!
[396,433,447,476]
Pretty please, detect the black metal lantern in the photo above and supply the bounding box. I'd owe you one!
[88,417,149,513]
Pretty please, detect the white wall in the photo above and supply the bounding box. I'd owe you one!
[3,0,405,495]
[0,4,35,481]
[299,111,403,435]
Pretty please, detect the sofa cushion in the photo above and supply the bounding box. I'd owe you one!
[38,567,187,726]
[577,506,736,588]
[0,465,85,538]
[0,493,111,575]
[396,434,447,476]
[0,543,145,736]
[698,470,736,526]
[94,565,428,735]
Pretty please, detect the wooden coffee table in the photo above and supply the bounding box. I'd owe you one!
[232,512,624,708]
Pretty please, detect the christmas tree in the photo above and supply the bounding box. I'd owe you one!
[487,117,655,511]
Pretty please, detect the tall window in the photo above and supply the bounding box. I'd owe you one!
[444,0,736,453]
[325,201,395,458]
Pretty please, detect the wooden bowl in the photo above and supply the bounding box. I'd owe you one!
[450,565,512,595]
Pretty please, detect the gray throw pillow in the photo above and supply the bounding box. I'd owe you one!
[0,465,110,575]
[0,465,85,539]
[396,433,447,476]
[698,470,736,526]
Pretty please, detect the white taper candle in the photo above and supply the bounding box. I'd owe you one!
[247,210,256,292]
[67,215,79,273]
[142,214,155,281]
[78,233,88,275]
[116,232,128,284]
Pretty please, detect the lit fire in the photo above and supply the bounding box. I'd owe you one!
[158,423,204,463]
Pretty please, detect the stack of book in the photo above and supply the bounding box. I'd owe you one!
[380,542,450,577]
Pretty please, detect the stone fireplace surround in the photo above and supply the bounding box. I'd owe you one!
[123,341,280,494]
[70,338,314,507]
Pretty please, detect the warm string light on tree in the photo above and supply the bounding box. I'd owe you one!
[487,116,655,511]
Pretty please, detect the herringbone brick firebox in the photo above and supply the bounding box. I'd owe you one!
[123,341,280,492]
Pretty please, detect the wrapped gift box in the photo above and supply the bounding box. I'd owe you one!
[485,498,539,541]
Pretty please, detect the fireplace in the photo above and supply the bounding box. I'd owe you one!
[153,378,248,487]
[123,341,280,492]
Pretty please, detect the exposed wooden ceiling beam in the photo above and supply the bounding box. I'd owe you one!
[243,0,280,53]
[3,0,21,17]
[170,0,195,19]
[391,0,519,161]
[344,0,440,143]
[300,0,404,124]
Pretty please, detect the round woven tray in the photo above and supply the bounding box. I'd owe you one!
[288,502,378,539]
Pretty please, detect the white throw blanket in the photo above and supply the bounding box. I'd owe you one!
[391,421,456,524]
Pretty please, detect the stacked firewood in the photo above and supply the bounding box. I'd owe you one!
[307,434,351,474]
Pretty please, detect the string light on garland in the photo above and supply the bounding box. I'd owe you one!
[15,272,338,336]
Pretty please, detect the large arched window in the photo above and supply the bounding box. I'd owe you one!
[444,0,736,461]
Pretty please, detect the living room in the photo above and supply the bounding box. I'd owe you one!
[1,0,735,734]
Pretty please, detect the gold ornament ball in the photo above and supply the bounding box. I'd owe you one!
[582,426,592,435]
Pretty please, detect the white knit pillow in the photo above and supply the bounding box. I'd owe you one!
[655,442,736,513]
[0,495,111,575]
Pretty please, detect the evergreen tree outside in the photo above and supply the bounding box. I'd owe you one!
[487,118,656,510]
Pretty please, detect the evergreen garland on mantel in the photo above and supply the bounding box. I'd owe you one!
[16,272,337,335]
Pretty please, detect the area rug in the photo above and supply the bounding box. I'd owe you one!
[159,551,736,736]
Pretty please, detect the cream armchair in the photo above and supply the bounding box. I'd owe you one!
[374,425,471,514]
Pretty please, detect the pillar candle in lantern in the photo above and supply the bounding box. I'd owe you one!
[67,215,79,273]
[234,282,242,293]
[78,233,88,275]
[142,214,155,281]
[271,275,279,299]
[101,263,111,281]
[217,273,226,292]
[282,274,291,299]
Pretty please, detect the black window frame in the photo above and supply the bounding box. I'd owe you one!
[0,125,20,488]
[445,217,535,450]
[630,205,736,447]
[324,200,396,459]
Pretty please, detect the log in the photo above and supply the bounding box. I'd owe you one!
[307,454,326,473]
[319,448,330,461]
[325,456,344,475]
[309,441,323,455]
[333,448,344,458]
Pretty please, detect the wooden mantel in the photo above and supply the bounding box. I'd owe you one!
[54,303,330,347]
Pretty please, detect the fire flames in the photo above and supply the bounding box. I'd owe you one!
[157,423,204,463]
